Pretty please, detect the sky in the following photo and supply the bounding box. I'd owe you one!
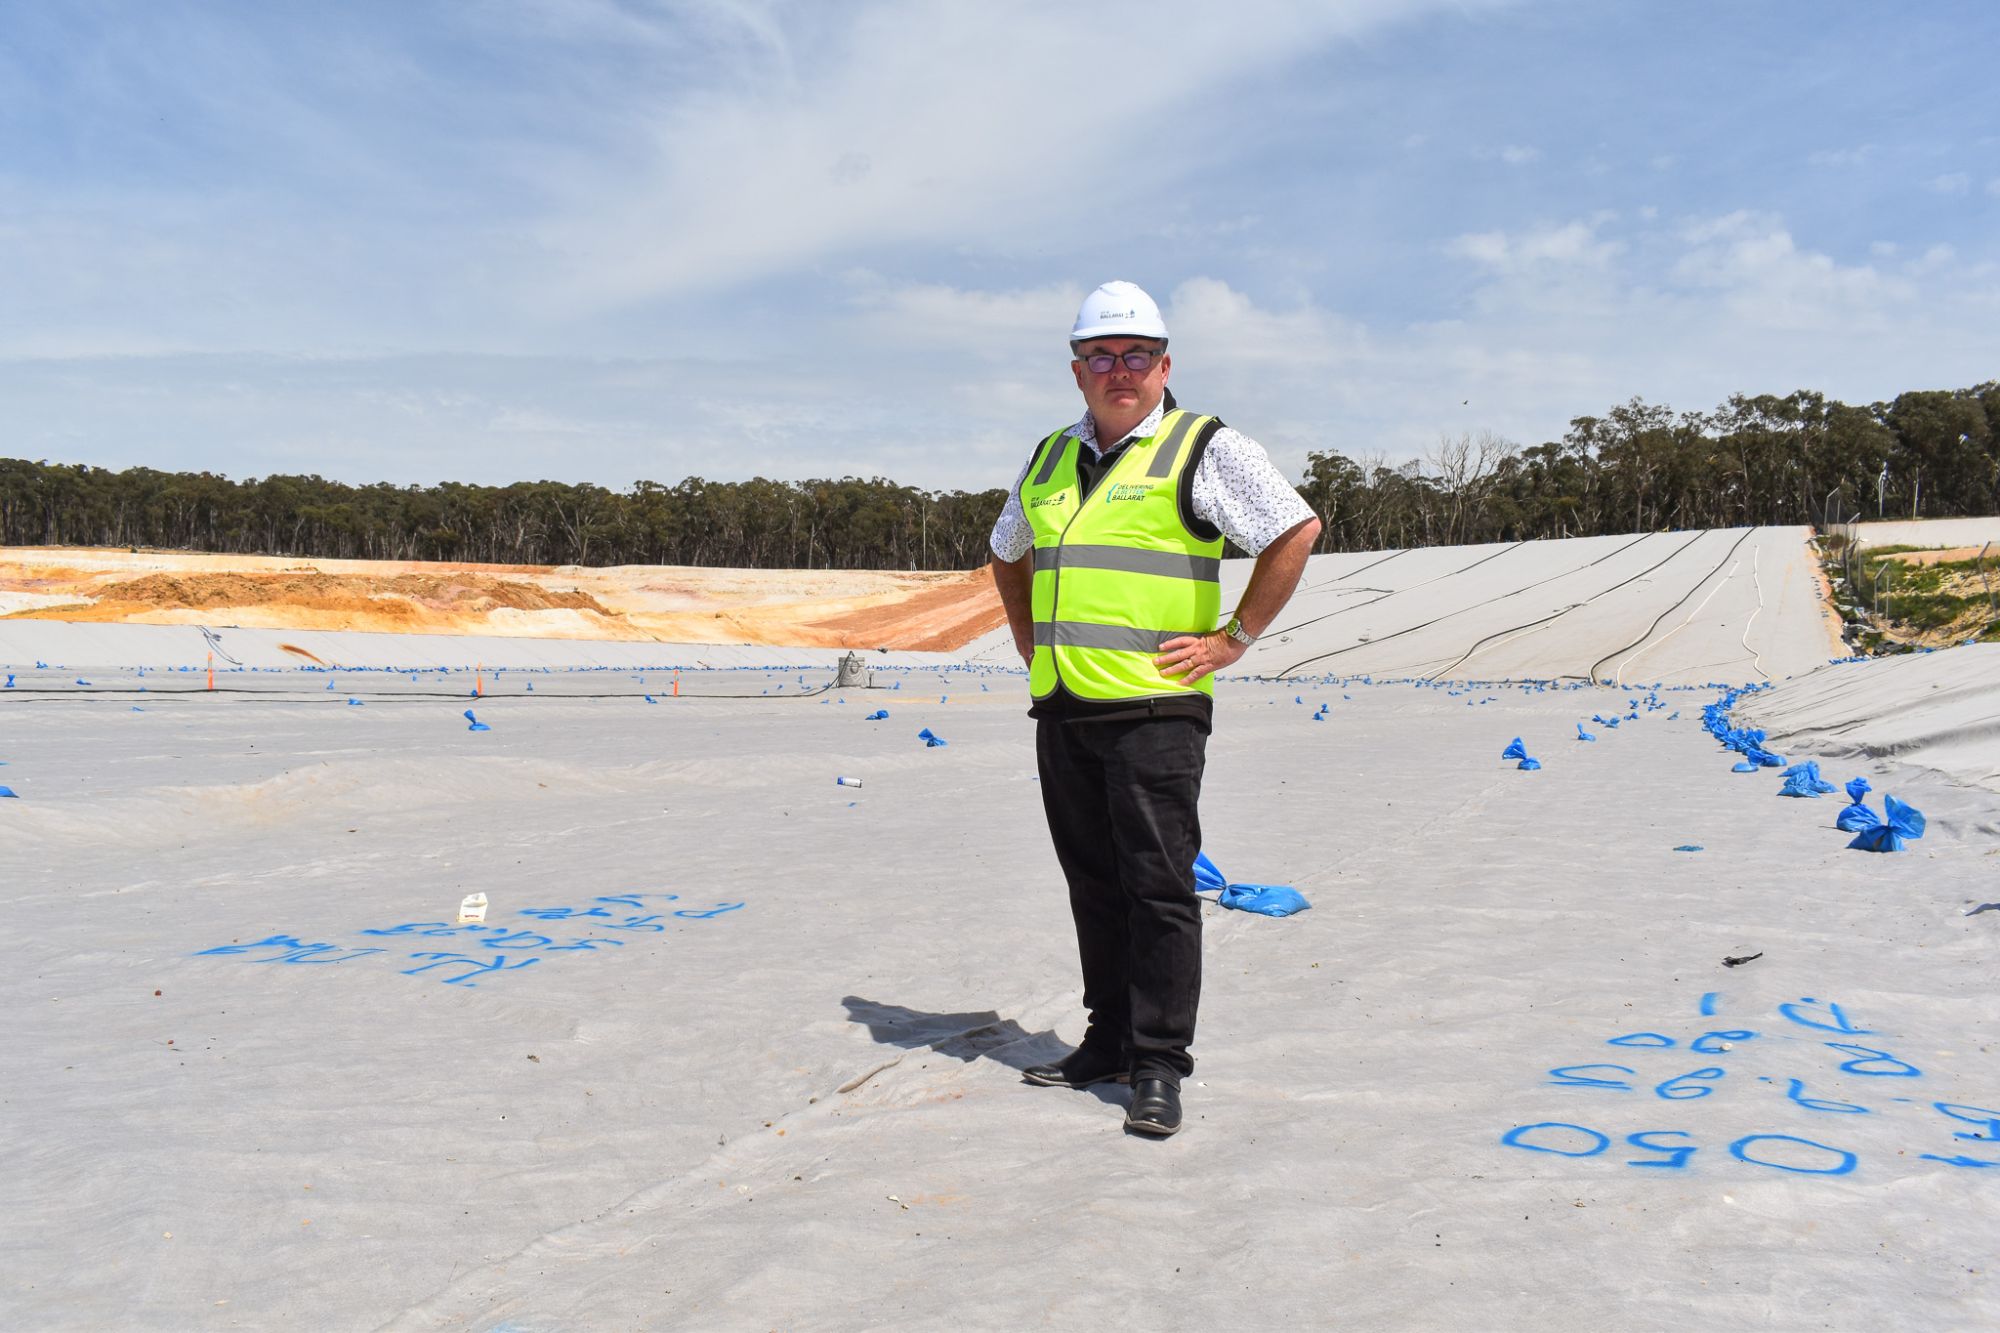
[1,0,1995,495]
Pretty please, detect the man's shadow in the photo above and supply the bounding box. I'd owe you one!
[842,996,1132,1106]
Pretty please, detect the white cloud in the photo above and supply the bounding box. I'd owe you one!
[1499,144,1541,165]
[1928,172,1971,194]
[1808,145,1873,167]
[529,1,1485,314]
[1446,219,1621,272]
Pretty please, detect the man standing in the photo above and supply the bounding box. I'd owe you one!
[989,280,1321,1137]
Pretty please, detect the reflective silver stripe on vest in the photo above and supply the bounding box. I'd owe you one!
[1030,432,1071,487]
[1033,621,1183,653]
[1144,411,1202,478]
[1033,544,1220,582]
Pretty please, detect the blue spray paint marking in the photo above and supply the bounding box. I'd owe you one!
[193,935,387,966]
[1624,1131,1697,1169]
[402,953,541,986]
[1825,1043,1921,1077]
[1934,1103,2000,1142]
[1654,1067,1726,1100]
[1729,1134,1856,1176]
[1779,999,1873,1035]
[1505,995,1993,1178]
[193,892,743,988]
[1690,1030,1757,1053]
[1785,1078,1869,1114]
[1501,1122,1609,1157]
[1547,1064,1635,1090]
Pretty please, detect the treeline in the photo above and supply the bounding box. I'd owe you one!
[0,467,1008,570]
[2,382,1994,568]
[1300,384,1999,553]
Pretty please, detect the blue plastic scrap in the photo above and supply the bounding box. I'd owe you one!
[1848,794,1926,853]
[463,709,491,732]
[1192,850,1310,917]
[1673,845,1704,852]
[865,709,889,720]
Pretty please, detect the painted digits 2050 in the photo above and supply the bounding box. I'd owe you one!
[1501,992,1998,1178]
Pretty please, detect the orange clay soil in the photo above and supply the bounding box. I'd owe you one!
[0,548,1008,651]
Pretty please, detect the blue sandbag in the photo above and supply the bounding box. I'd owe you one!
[1835,801,1881,833]
[917,727,947,748]
[1219,883,1312,917]
[865,709,889,720]
[463,709,490,732]
[1517,757,1542,770]
[1576,724,1595,741]
[1732,760,1758,772]
[1193,851,1310,916]
[1501,737,1528,761]
[0,786,16,798]
[1193,850,1226,894]
[1848,794,1926,852]
[347,698,364,706]
[1835,776,1878,830]
[1778,759,1838,798]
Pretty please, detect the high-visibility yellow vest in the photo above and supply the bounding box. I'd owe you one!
[1020,408,1224,701]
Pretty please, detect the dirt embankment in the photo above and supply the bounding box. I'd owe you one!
[0,549,1006,650]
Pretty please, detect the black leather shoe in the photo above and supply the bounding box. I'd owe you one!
[1022,1045,1131,1089]
[1124,1078,1182,1136]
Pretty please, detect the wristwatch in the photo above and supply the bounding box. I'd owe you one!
[1222,615,1257,646]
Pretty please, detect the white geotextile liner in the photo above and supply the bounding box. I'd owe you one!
[964,527,1844,687]
[4,664,1998,1329]
[1739,644,2000,792]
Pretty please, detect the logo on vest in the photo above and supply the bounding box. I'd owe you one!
[1028,490,1069,509]
[1104,482,1154,503]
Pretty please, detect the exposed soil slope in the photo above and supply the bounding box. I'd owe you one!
[0,548,1005,650]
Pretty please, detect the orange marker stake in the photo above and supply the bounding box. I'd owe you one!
[206,652,214,691]
[672,671,680,698]
[475,663,484,697]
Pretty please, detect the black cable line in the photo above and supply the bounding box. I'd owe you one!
[1586,526,1760,684]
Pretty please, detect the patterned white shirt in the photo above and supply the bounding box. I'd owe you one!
[988,396,1316,561]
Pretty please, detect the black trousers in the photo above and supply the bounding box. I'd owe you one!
[1035,714,1206,1085]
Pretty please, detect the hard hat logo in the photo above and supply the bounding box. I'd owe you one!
[1070,280,1168,344]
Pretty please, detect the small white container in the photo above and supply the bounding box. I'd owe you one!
[458,892,489,924]
[835,776,863,788]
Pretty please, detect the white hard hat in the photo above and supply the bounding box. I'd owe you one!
[1070,280,1168,343]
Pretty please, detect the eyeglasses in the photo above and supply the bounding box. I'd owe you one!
[1075,348,1165,375]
